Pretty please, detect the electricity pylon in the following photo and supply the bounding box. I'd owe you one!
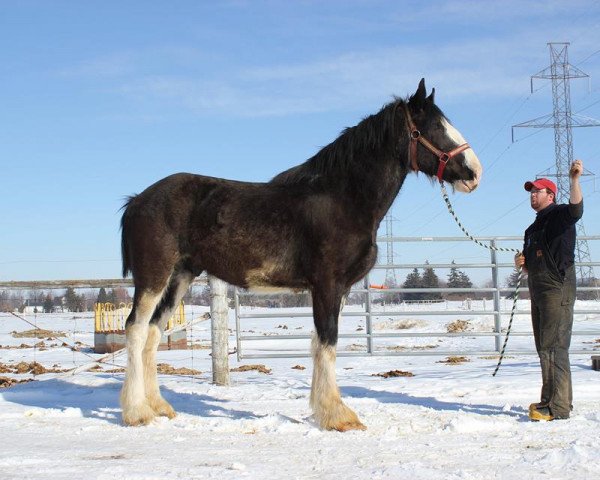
[513,42,600,286]
[384,213,397,286]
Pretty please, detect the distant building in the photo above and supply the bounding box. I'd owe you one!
[22,305,43,314]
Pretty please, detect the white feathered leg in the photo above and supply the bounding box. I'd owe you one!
[120,290,163,426]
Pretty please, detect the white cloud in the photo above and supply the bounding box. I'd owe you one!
[59,0,600,118]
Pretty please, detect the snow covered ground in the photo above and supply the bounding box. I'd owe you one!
[1,301,599,480]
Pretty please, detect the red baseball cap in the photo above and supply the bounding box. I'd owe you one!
[524,178,557,196]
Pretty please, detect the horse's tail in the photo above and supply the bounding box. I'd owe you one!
[120,195,136,278]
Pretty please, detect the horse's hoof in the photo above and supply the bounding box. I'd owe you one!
[122,403,156,426]
[149,398,177,419]
[334,420,367,432]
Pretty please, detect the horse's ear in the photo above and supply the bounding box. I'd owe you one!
[409,78,427,108]
[416,78,426,98]
[427,87,435,104]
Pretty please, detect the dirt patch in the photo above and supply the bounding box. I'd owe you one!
[446,320,471,333]
[345,343,367,352]
[372,370,414,378]
[0,361,68,375]
[478,355,515,360]
[12,329,67,339]
[231,364,272,374]
[0,343,32,349]
[374,319,426,331]
[156,363,202,376]
[0,376,35,388]
[385,344,438,351]
[104,367,126,373]
[437,356,470,364]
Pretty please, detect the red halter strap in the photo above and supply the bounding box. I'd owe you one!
[404,105,471,182]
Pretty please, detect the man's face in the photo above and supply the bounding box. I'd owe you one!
[530,188,554,212]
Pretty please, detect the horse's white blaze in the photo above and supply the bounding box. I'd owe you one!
[441,118,482,192]
[120,290,164,425]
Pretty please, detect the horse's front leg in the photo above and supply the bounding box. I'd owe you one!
[310,287,366,431]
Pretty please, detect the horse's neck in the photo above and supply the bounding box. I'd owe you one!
[343,153,409,231]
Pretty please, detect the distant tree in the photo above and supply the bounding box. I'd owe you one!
[64,287,84,312]
[446,261,474,300]
[381,276,402,304]
[346,291,364,306]
[29,289,43,306]
[447,262,462,288]
[279,292,311,308]
[421,261,442,300]
[0,290,11,312]
[108,287,132,305]
[505,268,528,299]
[43,293,54,313]
[458,271,473,289]
[445,261,473,288]
[402,268,423,301]
[96,287,109,304]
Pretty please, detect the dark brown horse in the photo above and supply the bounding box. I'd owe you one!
[119,79,482,431]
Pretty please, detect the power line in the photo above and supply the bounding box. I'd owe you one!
[512,42,599,286]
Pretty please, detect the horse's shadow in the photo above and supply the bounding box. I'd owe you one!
[2,375,264,425]
[340,385,530,421]
[5,374,531,426]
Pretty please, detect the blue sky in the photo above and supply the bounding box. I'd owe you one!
[2,0,600,284]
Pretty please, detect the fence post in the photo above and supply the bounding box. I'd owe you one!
[209,275,230,386]
[364,275,373,355]
[490,239,502,352]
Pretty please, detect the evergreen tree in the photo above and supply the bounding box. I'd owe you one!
[505,268,528,299]
[447,261,474,288]
[458,271,473,288]
[64,287,84,312]
[447,261,462,288]
[421,261,441,300]
[43,293,54,313]
[96,287,109,304]
[402,268,423,301]
[446,260,475,299]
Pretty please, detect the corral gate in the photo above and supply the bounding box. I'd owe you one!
[233,235,600,360]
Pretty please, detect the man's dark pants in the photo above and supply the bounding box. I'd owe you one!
[529,265,575,419]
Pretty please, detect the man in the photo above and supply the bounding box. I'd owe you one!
[515,159,583,421]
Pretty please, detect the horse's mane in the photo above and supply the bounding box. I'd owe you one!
[270,97,409,187]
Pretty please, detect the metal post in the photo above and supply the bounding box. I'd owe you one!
[364,274,373,354]
[209,275,230,386]
[490,240,502,352]
[234,287,242,361]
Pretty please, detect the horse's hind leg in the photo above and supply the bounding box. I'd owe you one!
[310,286,366,431]
[121,288,166,426]
[143,270,195,419]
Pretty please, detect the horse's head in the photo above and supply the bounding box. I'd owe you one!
[405,79,482,193]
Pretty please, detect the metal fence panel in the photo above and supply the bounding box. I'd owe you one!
[234,235,600,359]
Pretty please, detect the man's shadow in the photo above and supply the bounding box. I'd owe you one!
[339,385,530,420]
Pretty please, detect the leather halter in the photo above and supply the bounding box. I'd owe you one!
[404,105,471,182]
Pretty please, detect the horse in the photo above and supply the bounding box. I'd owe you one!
[119,79,482,431]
